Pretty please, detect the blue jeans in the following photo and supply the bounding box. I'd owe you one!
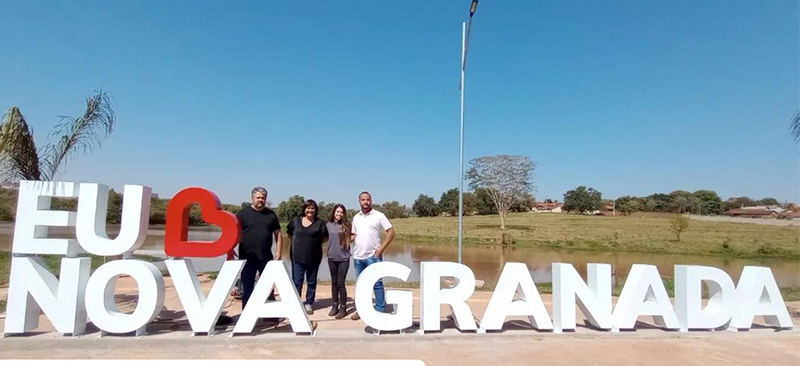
[354,256,385,312]
[292,261,320,305]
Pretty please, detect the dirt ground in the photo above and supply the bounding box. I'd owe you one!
[1,275,799,365]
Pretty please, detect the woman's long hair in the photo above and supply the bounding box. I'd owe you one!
[328,203,351,250]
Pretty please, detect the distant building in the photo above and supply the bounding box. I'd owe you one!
[534,201,563,213]
[604,200,615,215]
[726,205,784,218]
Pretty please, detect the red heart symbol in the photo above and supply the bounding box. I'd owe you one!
[164,187,241,258]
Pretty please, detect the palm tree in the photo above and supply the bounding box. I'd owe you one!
[0,91,115,182]
[792,110,800,144]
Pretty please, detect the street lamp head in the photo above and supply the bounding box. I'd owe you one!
[469,0,479,17]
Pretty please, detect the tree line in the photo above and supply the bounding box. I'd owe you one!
[560,185,786,216]
[614,191,783,215]
[411,188,535,218]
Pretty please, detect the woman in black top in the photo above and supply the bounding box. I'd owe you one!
[287,199,328,314]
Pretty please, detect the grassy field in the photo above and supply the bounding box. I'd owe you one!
[390,212,800,259]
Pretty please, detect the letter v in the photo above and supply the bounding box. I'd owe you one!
[165,259,245,335]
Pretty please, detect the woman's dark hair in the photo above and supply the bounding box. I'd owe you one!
[301,199,319,219]
[328,203,351,250]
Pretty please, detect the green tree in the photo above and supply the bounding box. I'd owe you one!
[669,190,693,213]
[615,195,642,215]
[644,193,672,212]
[277,195,305,223]
[462,191,478,215]
[106,189,123,224]
[222,204,242,214]
[473,188,497,215]
[692,190,725,215]
[726,196,756,210]
[412,194,439,217]
[317,201,336,222]
[466,155,537,229]
[509,192,536,212]
[563,186,602,214]
[188,204,205,226]
[759,197,780,206]
[149,196,169,225]
[438,188,460,216]
[379,201,409,219]
[0,91,115,182]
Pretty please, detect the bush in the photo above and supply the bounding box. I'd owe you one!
[0,205,13,222]
[669,214,690,241]
[277,195,305,223]
[412,194,439,217]
[378,201,409,219]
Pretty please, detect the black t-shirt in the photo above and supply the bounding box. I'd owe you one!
[236,206,281,261]
[287,216,328,264]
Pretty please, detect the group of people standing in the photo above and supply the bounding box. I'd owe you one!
[233,187,395,321]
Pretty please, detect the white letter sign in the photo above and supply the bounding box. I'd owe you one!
[355,261,413,331]
[420,262,477,332]
[233,261,312,334]
[166,259,245,334]
[480,262,553,332]
[552,263,612,332]
[612,264,679,331]
[85,260,165,335]
[3,257,90,335]
[12,181,80,256]
[730,266,793,330]
[674,265,738,332]
[76,183,151,256]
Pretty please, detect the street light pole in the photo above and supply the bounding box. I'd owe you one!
[458,0,479,264]
[458,21,466,264]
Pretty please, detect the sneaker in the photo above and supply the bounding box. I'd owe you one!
[305,304,313,315]
[335,306,347,319]
[328,305,338,317]
[351,312,360,321]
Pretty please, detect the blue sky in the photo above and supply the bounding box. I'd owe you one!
[1,0,798,206]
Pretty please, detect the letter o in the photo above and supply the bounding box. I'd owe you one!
[85,260,165,334]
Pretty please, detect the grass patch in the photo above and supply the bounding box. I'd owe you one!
[780,286,800,302]
[0,251,9,286]
[389,213,800,259]
[0,298,5,314]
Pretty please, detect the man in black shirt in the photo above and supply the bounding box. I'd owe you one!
[236,186,282,308]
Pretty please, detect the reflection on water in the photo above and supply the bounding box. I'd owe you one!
[1,224,798,287]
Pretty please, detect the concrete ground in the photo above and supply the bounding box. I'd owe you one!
[1,275,799,365]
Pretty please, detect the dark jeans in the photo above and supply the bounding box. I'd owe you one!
[241,257,275,309]
[328,258,350,308]
[292,261,320,305]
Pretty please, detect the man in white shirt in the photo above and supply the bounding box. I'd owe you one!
[350,191,396,321]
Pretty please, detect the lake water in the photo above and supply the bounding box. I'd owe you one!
[2,224,798,287]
